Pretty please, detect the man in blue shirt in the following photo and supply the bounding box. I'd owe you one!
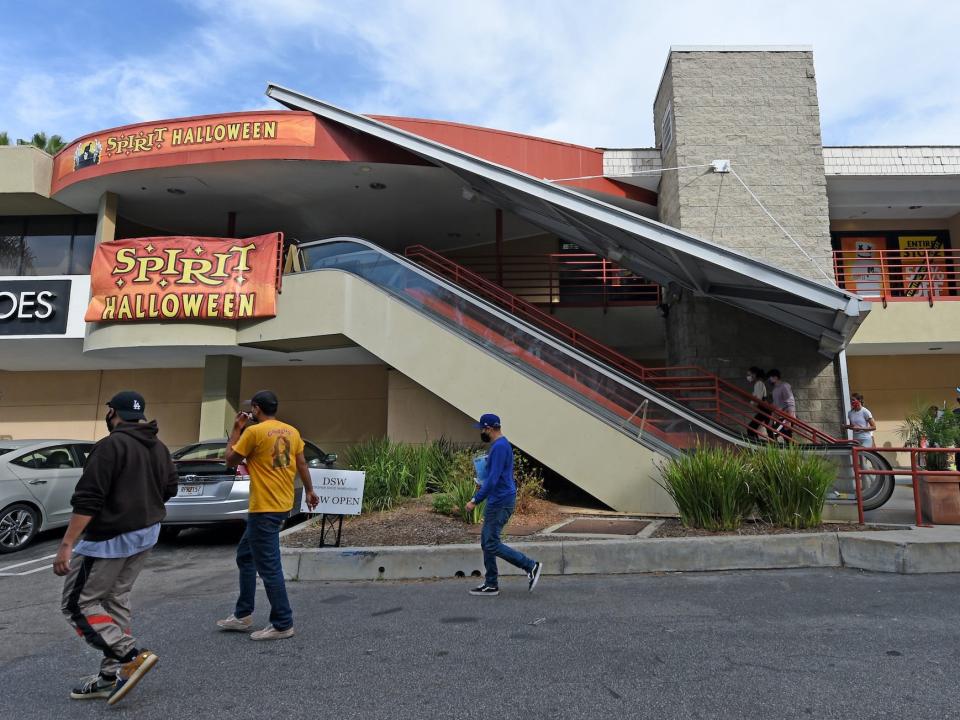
[465,414,542,596]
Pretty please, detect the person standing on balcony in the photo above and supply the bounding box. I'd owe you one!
[745,367,770,440]
[844,393,877,447]
[767,369,796,441]
[465,413,542,597]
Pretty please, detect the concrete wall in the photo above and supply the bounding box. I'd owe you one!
[386,370,477,445]
[653,48,844,430]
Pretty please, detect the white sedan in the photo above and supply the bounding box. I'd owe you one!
[0,440,94,553]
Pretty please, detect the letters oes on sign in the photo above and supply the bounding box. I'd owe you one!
[300,470,365,516]
[0,280,71,336]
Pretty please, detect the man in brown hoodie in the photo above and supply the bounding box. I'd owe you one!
[53,391,178,705]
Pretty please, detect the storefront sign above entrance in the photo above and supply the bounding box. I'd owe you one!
[85,233,283,323]
[54,112,316,182]
[0,279,72,336]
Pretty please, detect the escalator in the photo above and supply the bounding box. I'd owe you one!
[278,238,892,512]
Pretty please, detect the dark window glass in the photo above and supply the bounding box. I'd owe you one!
[22,217,73,275]
[71,233,96,274]
[0,217,25,275]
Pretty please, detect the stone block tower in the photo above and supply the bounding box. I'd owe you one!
[653,46,844,431]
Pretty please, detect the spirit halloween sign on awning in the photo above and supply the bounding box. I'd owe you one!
[85,233,283,322]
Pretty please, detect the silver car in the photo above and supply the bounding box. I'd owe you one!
[0,440,94,553]
[162,439,337,538]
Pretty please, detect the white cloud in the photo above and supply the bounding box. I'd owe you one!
[4,1,959,147]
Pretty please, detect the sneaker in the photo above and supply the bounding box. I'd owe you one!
[70,674,115,700]
[250,624,295,641]
[528,561,543,593]
[216,613,254,632]
[107,650,158,706]
[469,584,500,597]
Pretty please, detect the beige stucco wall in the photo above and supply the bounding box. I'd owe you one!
[849,302,960,350]
[847,354,959,453]
[0,365,388,454]
[0,368,203,448]
[386,370,477,445]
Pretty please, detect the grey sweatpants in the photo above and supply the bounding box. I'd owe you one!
[60,550,150,677]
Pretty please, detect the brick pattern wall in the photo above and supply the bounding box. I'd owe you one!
[824,146,960,176]
[602,149,662,178]
[654,50,843,431]
[656,50,834,283]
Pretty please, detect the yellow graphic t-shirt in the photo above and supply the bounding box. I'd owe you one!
[232,419,305,513]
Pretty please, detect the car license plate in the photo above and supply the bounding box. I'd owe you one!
[177,484,203,497]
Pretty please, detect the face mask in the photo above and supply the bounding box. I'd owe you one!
[480,431,491,443]
[105,410,115,433]
[746,375,753,382]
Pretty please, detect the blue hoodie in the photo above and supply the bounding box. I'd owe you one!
[472,436,516,508]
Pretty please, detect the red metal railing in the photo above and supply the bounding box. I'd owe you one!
[832,248,960,307]
[405,244,845,446]
[852,446,959,526]
[445,252,661,308]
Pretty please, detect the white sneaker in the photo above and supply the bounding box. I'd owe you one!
[250,624,295,641]
[216,614,253,632]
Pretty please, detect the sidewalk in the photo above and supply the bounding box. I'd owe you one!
[282,521,960,582]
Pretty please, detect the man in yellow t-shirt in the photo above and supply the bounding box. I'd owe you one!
[216,390,319,641]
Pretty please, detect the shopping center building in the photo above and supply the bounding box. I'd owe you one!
[2,46,957,511]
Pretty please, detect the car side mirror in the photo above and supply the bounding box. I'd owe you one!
[324,453,338,466]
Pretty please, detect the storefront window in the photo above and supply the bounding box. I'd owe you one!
[0,217,25,275]
[0,215,97,276]
[70,217,97,274]
[22,217,73,275]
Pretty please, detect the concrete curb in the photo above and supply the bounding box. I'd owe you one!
[281,526,960,581]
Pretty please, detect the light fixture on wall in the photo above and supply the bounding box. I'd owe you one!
[166,188,186,195]
[928,347,943,351]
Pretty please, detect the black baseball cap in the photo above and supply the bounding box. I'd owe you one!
[248,390,279,415]
[106,391,146,421]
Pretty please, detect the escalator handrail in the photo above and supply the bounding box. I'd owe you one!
[295,238,846,453]
[405,243,845,446]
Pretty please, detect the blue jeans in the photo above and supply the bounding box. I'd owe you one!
[235,512,292,630]
[481,503,535,587]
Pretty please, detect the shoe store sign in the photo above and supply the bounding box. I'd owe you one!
[300,470,366,515]
[0,278,76,336]
[85,233,283,323]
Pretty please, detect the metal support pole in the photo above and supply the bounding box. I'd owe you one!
[910,450,925,527]
[318,514,345,547]
[852,447,865,524]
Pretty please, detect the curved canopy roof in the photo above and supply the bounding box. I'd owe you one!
[266,84,870,357]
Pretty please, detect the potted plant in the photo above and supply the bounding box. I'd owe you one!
[899,406,960,523]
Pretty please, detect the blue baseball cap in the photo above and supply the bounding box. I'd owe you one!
[472,413,501,429]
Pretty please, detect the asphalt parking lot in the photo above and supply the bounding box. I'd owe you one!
[3,526,960,720]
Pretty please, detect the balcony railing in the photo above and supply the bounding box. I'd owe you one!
[441,252,661,309]
[833,248,960,306]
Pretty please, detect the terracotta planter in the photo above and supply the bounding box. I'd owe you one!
[919,475,960,524]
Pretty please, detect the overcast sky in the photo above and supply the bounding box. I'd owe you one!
[2,0,958,148]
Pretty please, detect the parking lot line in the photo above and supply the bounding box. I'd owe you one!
[0,553,56,573]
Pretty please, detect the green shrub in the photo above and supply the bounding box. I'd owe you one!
[748,444,836,529]
[657,446,754,531]
[899,405,959,471]
[514,452,546,515]
[431,493,455,515]
[440,451,485,524]
[344,437,411,512]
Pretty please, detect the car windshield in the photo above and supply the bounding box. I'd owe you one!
[173,444,226,461]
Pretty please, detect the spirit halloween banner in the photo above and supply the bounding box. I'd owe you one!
[85,233,282,323]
